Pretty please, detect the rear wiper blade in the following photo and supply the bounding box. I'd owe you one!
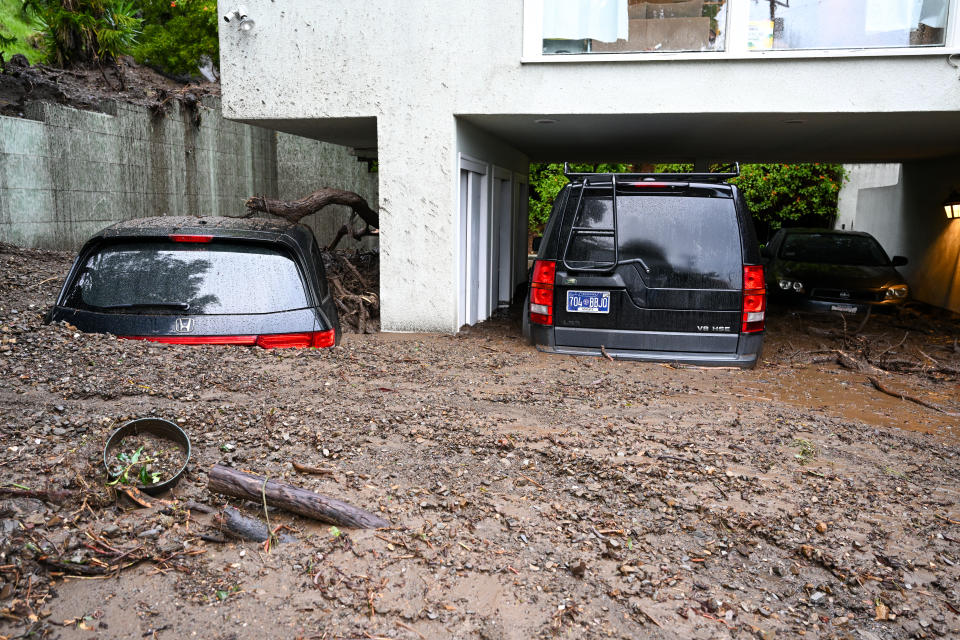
[101,302,191,310]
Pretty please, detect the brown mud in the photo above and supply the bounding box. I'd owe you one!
[0,244,959,639]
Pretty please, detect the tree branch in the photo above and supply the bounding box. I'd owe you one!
[245,188,379,230]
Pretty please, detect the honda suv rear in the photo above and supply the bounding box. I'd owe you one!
[525,165,764,368]
[47,216,341,348]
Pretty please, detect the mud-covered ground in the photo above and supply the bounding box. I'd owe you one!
[1,244,959,640]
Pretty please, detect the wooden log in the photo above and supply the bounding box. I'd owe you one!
[207,465,389,529]
[214,506,295,543]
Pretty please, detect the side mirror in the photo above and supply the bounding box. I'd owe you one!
[531,236,543,253]
[891,255,908,267]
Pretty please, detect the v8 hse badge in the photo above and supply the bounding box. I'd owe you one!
[697,325,731,332]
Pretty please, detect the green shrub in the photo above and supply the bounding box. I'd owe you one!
[656,163,846,240]
[133,0,217,76]
[528,162,632,234]
[22,0,141,66]
[0,0,43,63]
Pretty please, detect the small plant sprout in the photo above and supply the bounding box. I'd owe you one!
[107,445,162,486]
[329,526,342,538]
[792,439,817,466]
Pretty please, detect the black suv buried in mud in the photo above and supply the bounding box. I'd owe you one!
[525,165,765,368]
[47,216,341,348]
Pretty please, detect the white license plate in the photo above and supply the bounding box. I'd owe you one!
[566,290,610,314]
[830,304,859,314]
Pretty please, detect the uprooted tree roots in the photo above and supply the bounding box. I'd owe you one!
[325,251,379,334]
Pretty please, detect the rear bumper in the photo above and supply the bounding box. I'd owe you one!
[787,297,904,315]
[530,324,763,368]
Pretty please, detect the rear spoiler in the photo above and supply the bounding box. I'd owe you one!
[563,162,740,183]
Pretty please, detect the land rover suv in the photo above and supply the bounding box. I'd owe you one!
[525,165,765,368]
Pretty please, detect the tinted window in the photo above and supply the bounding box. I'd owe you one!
[66,242,311,314]
[779,233,889,266]
[564,194,742,288]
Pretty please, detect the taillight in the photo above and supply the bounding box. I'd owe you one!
[256,330,336,349]
[170,234,213,243]
[120,330,336,349]
[742,265,766,333]
[620,182,672,188]
[121,335,257,345]
[529,260,556,326]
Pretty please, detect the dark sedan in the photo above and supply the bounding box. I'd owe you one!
[761,228,909,314]
[47,216,341,348]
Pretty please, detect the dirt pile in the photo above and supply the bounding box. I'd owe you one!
[0,245,958,639]
[0,53,219,118]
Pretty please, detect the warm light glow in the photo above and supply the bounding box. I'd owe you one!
[944,192,960,220]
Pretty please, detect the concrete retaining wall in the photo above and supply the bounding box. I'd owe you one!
[0,97,378,251]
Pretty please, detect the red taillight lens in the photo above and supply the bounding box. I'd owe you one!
[532,260,556,284]
[621,182,672,188]
[530,260,556,326]
[743,264,765,290]
[121,335,257,345]
[256,330,336,349]
[742,265,766,333]
[170,234,213,243]
[120,330,336,349]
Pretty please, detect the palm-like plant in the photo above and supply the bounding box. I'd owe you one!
[22,0,141,67]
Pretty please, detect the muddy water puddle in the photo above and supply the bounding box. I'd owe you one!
[745,365,960,440]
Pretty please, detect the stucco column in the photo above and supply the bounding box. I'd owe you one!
[377,112,460,333]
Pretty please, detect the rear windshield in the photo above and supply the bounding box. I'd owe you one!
[562,194,742,288]
[779,233,890,266]
[65,241,311,314]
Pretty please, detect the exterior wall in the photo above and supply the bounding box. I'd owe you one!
[835,164,901,232]
[837,160,960,313]
[219,2,960,122]
[219,0,960,332]
[0,98,378,251]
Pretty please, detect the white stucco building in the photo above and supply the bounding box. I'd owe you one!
[218,0,960,329]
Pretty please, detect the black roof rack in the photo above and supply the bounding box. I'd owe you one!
[563,162,740,183]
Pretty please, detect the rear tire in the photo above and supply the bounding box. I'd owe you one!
[521,293,531,342]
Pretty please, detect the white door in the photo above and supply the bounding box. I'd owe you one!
[513,174,529,292]
[492,168,513,308]
[459,157,489,327]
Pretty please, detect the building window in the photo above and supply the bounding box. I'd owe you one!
[747,0,950,51]
[542,0,728,54]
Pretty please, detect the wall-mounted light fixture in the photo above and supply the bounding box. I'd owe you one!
[223,5,255,32]
[944,191,960,219]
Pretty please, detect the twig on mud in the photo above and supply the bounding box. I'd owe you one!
[836,350,886,376]
[936,514,960,526]
[395,620,426,639]
[292,462,336,476]
[519,473,543,489]
[600,345,614,361]
[867,376,960,416]
[876,331,910,359]
[261,476,277,553]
